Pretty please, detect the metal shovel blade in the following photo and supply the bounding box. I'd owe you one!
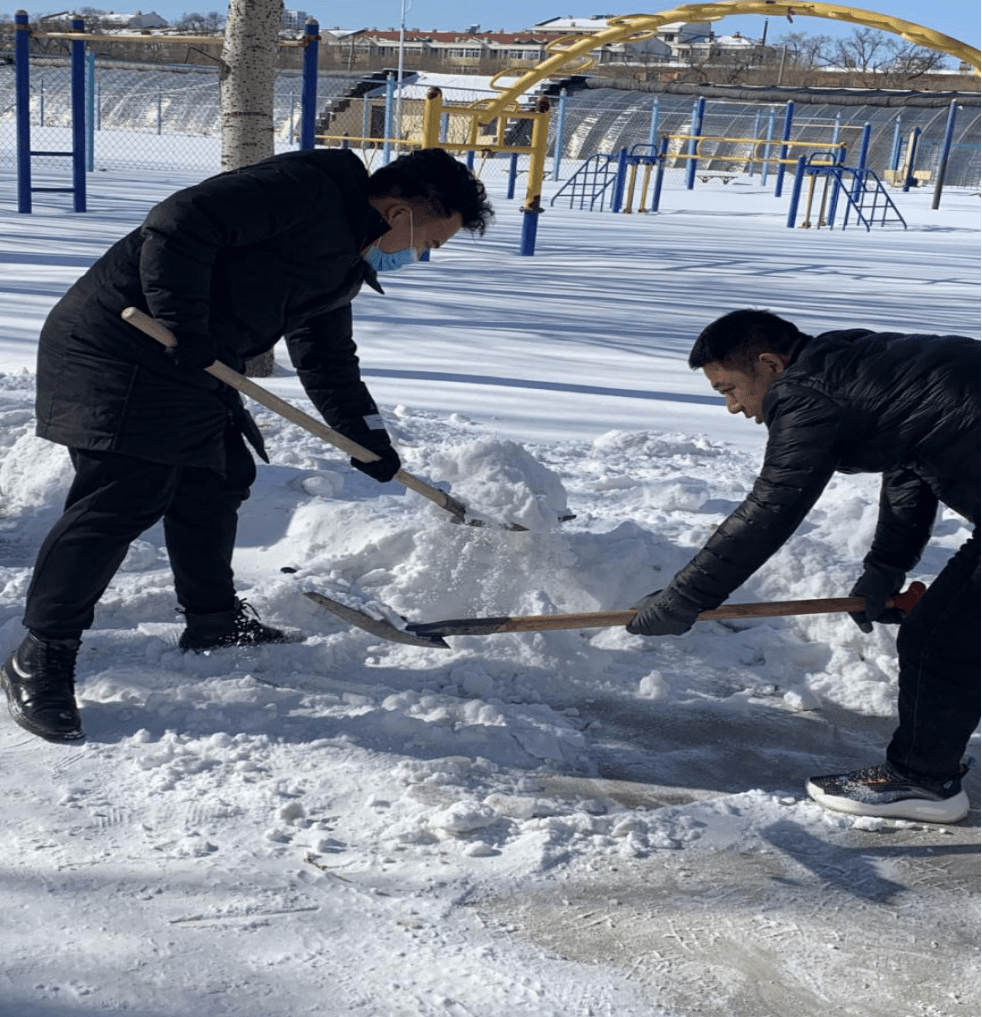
[304,591,450,648]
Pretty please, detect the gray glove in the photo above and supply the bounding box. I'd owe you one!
[627,589,699,637]
[848,566,906,633]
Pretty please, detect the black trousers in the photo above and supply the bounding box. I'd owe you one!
[887,530,980,779]
[24,435,256,640]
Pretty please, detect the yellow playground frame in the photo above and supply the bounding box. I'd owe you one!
[330,4,982,252]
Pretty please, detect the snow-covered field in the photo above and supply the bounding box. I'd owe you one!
[0,146,979,1017]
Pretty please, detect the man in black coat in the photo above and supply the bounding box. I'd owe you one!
[628,309,979,823]
[1,147,493,743]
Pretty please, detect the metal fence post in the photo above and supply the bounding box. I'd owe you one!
[761,107,775,187]
[889,115,903,170]
[611,147,628,212]
[651,136,668,212]
[15,9,31,212]
[786,156,806,228]
[931,101,959,210]
[299,19,319,150]
[749,109,760,177]
[902,128,922,192]
[774,100,794,198]
[71,14,86,211]
[685,96,705,190]
[647,96,660,151]
[507,152,519,199]
[86,50,95,171]
[382,72,395,164]
[551,87,567,181]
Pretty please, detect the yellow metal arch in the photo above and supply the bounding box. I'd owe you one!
[476,2,981,119]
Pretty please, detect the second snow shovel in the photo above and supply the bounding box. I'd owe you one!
[306,582,926,647]
[122,307,536,531]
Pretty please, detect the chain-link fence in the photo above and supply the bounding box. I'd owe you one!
[2,49,978,208]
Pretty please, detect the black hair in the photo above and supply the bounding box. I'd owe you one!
[688,309,810,373]
[368,147,494,236]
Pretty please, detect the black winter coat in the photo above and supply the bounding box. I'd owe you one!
[35,149,391,472]
[666,329,980,615]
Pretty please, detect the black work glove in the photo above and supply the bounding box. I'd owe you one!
[848,566,906,633]
[627,588,700,637]
[165,337,217,371]
[351,444,401,483]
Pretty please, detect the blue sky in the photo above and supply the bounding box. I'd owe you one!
[10,1,981,49]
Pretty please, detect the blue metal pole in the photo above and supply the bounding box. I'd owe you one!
[551,87,567,181]
[825,165,846,229]
[300,19,319,150]
[466,150,474,171]
[611,147,628,213]
[932,100,960,210]
[889,115,902,170]
[651,136,668,212]
[646,96,660,151]
[507,152,518,199]
[903,127,921,192]
[849,122,871,206]
[15,10,31,213]
[519,209,539,256]
[749,109,760,178]
[70,15,86,211]
[786,156,806,228]
[761,107,775,187]
[856,122,871,173]
[382,73,395,164]
[86,50,94,171]
[774,101,794,198]
[685,96,705,190]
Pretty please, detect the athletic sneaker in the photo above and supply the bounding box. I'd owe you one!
[806,760,970,823]
[1,632,85,742]
[179,598,294,652]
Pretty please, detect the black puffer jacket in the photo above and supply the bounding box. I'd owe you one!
[35,149,391,472]
[665,329,980,616]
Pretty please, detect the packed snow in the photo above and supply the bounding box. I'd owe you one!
[0,142,979,1017]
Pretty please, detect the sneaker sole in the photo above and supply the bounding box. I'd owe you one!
[179,631,306,653]
[0,666,86,744]
[805,780,970,824]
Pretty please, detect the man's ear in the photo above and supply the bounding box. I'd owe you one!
[757,352,787,376]
[384,202,412,226]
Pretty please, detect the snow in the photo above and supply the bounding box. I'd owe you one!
[0,149,979,1017]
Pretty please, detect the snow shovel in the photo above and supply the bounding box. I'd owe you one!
[122,307,538,531]
[406,582,928,640]
[303,583,926,648]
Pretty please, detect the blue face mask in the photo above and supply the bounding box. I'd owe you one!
[363,207,419,273]
[363,244,418,273]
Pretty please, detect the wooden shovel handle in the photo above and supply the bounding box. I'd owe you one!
[121,307,473,522]
[408,582,927,638]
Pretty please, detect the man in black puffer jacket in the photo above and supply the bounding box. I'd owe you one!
[628,309,979,824]
[0,147,493,744]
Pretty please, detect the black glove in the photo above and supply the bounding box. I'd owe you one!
[848,566,906,633]
[627,588,699,637]
[351,446,401,483]
[165,337,217,371]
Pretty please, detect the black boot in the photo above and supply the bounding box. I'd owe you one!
[1,632,84,742]
[178,598,292,652]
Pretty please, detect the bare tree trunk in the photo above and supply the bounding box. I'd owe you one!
[220,0,279,376]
